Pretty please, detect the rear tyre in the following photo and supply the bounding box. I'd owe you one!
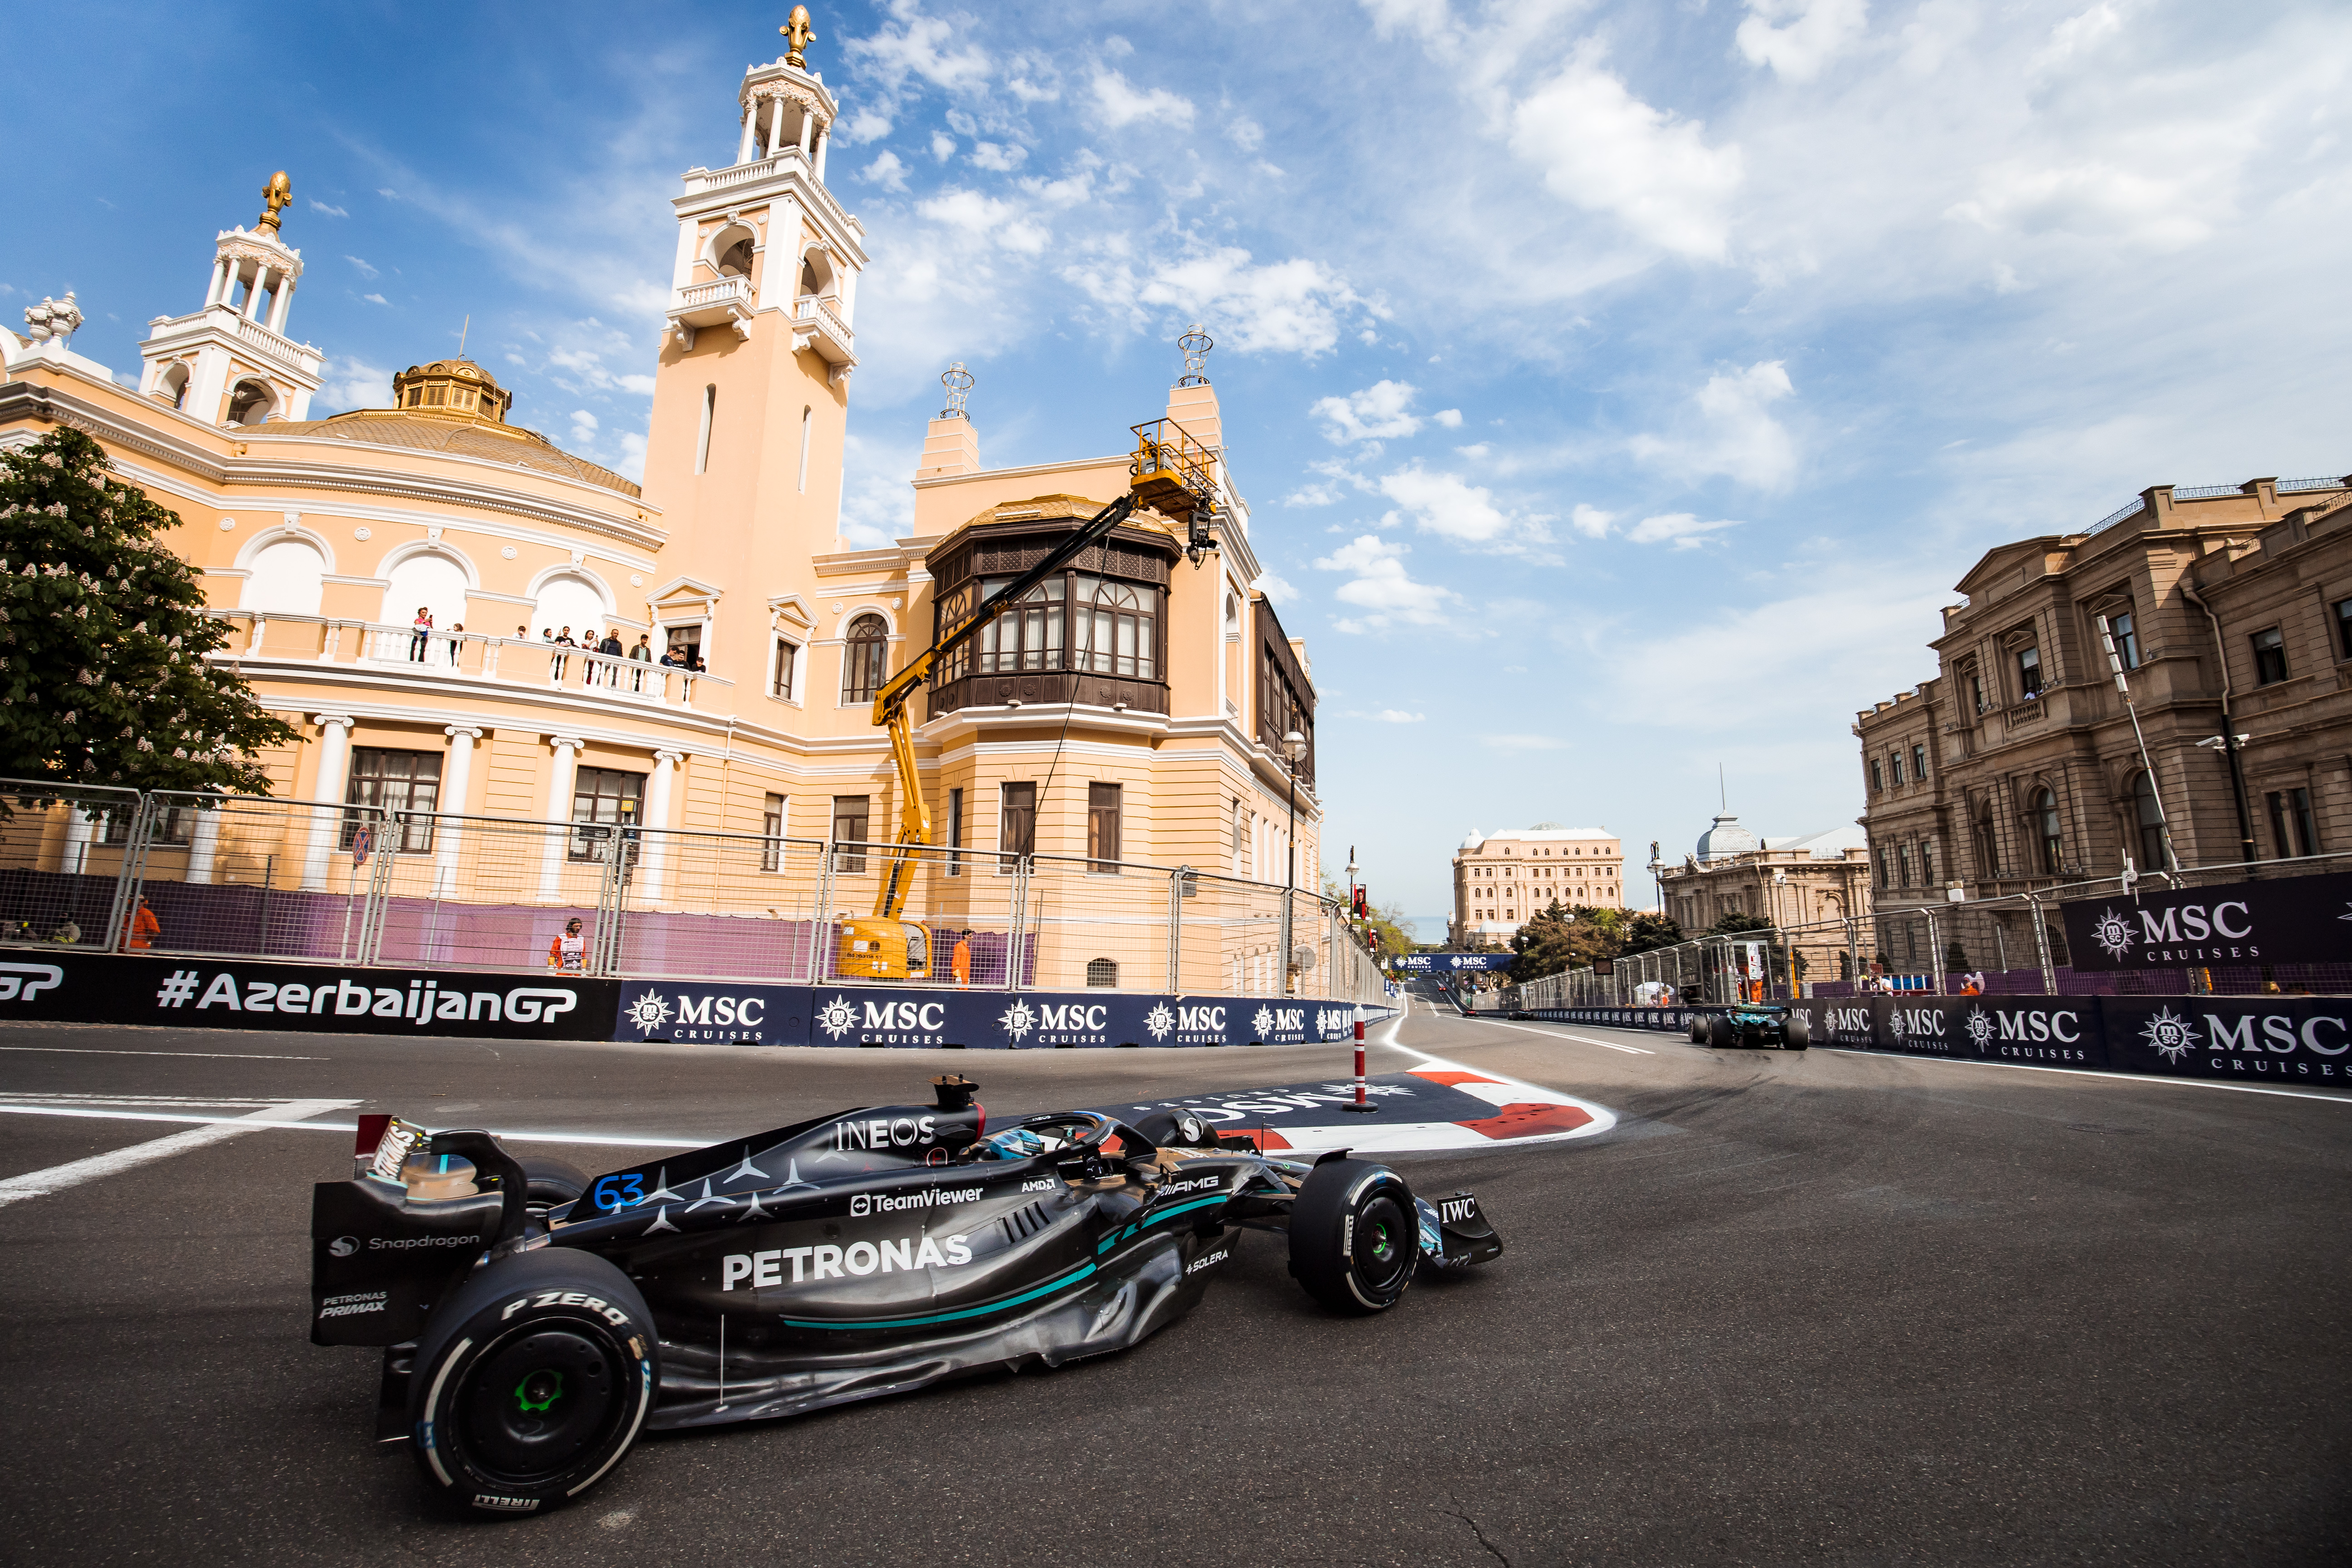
[408,1247,657,1515]
[518,1156,590,1222]
[1783,1016,1811,1050]
[1688,1016,1708,1044]
[1708,1015,1735,1049]
[1290,1159,1417,1315]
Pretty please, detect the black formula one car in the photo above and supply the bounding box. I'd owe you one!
[1686,1001,1810,1050]
[310,1075,1502,1515]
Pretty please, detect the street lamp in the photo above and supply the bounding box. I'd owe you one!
[2199,733,2257,869]
[1281,728,1307,993]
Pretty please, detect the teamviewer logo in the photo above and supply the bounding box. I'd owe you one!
[155,970,200,1008]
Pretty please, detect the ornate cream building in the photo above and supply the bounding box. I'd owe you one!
[1447,823,1622,947]
[0,25,1328,995]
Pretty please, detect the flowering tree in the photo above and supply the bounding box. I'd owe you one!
[0,426,296,793]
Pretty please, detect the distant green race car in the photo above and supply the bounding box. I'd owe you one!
[1687,1003,1810,1050]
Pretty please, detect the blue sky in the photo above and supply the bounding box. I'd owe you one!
[10,0,2348,928]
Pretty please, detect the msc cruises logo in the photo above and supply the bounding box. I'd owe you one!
[1144,1002,1175,1041]
[998,998,1037,1044]
[815,994,860,1041]
[623,992,674,1035]
[2089,907,2137,962]
[2141,1005,2198,1064]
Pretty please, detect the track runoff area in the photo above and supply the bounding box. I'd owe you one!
[2,985,2347,1563]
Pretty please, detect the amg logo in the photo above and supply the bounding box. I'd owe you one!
[1159,1176,1223,1196]
[831,1114,939,1152]
[1439,1197,1478,1225]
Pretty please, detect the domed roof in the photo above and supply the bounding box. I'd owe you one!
[1696,812,1758,861]
[1460,829,1484,849]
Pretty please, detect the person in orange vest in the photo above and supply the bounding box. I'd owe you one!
[547,917,587,974]
[952,929,972,988]
[123,897,160,950]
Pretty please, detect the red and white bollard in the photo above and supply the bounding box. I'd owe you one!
[1343,1003,1378,1114]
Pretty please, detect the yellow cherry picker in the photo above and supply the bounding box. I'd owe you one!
[835,418,1223,980]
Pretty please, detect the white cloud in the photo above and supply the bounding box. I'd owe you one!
[1945,161,2216,252]
[344,255,378,279]
[569,409,599,434]
[1736,0,1870,83]
[1090,70,1195,129]
[1228,115,1264,152]
[931,131,957,162]
[1483,735,1571,752]
[862,151,910,192]
[1312,380,1426,443]
[1432,409,1463,428]
[316,356,393,413]
[1371,709,1425,723]
[1252,570,1298,604]
[1631,360,1799,489]
[1313,534,1459,631]
[971,141,1028,171]
[1508,45,1744,261]
[845,5,993,93]
[1625,513,1746,549]
[917,188,1050,253]
[1121,246,1375,357]
[616,431,646,483]
[309,199,349,218]
[839,108,895,144]
[1376,465,1552,553]
[1571,503,1614,538]
[362,292,389,306]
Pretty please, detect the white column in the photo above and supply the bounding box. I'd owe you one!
[736,106,759,165]
[185,800,222,884]
[433,726,482,896]
[537,735,583,902]
[300,714,356,890]
[60,807,99,879]
[813,127,828,180]
[242,265,269,321]
[766,95,787,158]
[638,750,682,904]
[205,258,231,308]
[799,109,815,154]
[267,276,296,333]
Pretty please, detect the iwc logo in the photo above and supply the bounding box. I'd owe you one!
[1962,1007,1995,1050]
[2090,907,2138,962]
[1252,1006,1275,1039]
[624,991,674,1036]
[815,994,859,1041]
[1144,1002,1175,1042]
[998,998,1036,1044]
[2141,1005,2198,1063]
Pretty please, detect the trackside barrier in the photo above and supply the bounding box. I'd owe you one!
[0,779,1385,1009]
[1512,852,2352,1007]
[0,948,1398,1049]
[1507,997,2352,1090]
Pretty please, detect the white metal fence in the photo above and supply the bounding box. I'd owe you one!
[0,779,1386,1003]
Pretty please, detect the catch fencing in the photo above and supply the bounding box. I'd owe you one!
[0,779,1385,1005]
[1508,848,2352,1007]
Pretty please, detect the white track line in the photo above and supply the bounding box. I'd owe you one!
[0,1102,705,1147]
[0,1045,328,1060]
[1820,1048,2352,1106]
[0,1098,355,1208]
[1458,1016,1655,1055]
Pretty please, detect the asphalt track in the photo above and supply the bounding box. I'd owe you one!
[2,983,2347,1565]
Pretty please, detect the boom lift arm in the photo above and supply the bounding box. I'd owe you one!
[845,421,1221,976]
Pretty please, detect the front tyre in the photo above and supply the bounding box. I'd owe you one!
[408,1248,657,1515]
[1783,1016,1811,1050]
[1290,1159,1417,1315]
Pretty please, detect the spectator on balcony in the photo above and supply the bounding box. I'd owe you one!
[628,634,652,691]
[598,629,625,689]
[682,653,706,701]
[550,626,575,683]
[446,622,464,666]
[408,606,433,662]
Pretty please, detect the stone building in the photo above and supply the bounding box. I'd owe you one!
[1654,814,1871,983]
[1447,823,1622,947]
[1857,472,2352,957]
[0,21,1327,994]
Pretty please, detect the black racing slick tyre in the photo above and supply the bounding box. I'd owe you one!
[1783,1016,1811,1050]
[408,1248,657,1516]
[1290,1159,1417,1315]
[1708,1015,1736,1049]
[518,1156,590,1222]
[1689,1016,1708,1044]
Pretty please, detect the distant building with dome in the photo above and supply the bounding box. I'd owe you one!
[1447,822,1622,947]
[1655,810,1872,983]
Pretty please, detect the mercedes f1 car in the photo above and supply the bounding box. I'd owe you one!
[310,1075,1502,1515]
[1687,1001,1810,1050]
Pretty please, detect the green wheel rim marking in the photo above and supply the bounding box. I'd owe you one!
[513,1369,565,1413]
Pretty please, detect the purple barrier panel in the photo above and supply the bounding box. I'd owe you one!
[372,898,595,971]
[612,908,822,983]
[140,879,365,961]
[0,867,128,942]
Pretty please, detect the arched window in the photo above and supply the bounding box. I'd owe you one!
[716,236,754,278]
[530,573,606,640]
[842,613,889,702]
[225,379,276,426]
[1975,797,1998,879]
[156,363,190,410]
[2031,788,2063,876]
[1085,958,1118,988]
[1075,577,1158,678]
[242,537,325,616]
[2130,771,2167,872]
[381,552,468,635]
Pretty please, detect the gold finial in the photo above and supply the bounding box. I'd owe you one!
[257,170,293,235]
[781,6,817,69]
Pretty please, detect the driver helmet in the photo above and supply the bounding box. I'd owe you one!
[973,1126,1072,1161]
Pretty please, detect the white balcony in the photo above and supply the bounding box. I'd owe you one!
[666,276,755,349]
[792,293,856,380]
